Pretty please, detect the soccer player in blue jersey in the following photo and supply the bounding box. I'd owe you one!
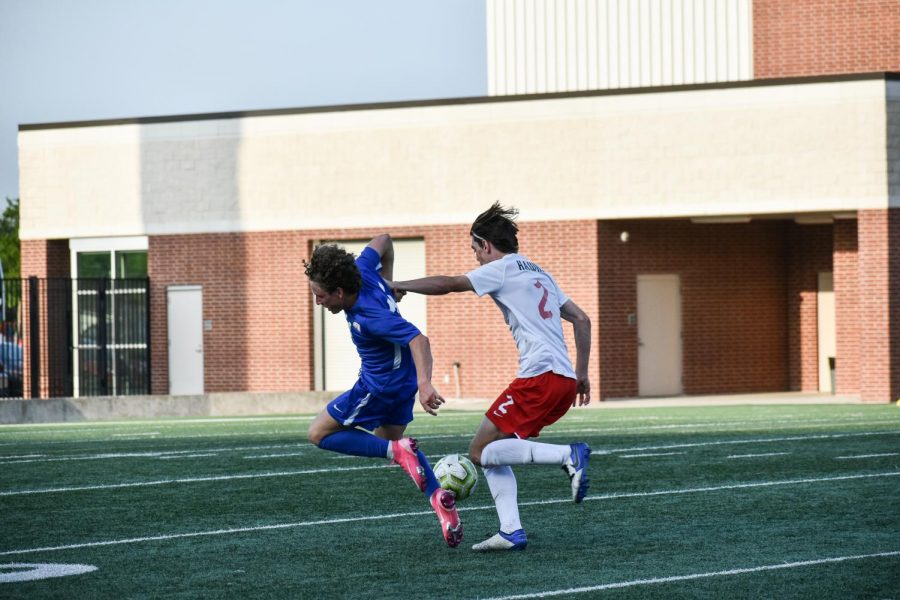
[304,234,462,548]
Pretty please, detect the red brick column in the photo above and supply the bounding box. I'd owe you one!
[19,240,70,398]
[833,219,860,395]
[857,209,899,403]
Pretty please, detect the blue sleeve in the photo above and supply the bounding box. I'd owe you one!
[356,246,382,276]
[364,312,421,346]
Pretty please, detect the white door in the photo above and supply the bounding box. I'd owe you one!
[314,239,427,391]
[637,274,683,396]
[167,285,204,395]
[817,272,836,393]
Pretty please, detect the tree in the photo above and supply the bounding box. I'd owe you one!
[0,197,19,279]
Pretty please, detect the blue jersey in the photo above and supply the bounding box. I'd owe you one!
[344,247,421,398]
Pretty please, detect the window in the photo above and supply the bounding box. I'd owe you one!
[69,238,149,397]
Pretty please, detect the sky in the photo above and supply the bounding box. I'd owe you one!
[0,0,487,200]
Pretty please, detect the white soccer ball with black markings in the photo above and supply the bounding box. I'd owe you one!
[433,453,478,501]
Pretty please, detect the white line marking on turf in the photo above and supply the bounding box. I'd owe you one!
[112,432,160,437]
[593,429,900,455]
[0,443,306,465]
[0,562,98,582]
[475,550,900,599]
[0,465,390,497]
[619,452,687,458]
[157,453,219,460]
[727,452,791,459]
[2,470,897,556]
[243,452,307,459]
[835,453,900,460]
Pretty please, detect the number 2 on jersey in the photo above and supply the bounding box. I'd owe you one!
[534,280,552,319]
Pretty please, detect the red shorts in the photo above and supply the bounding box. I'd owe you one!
[486,371,577,439]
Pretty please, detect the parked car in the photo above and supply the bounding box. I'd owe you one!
[0,335,23,397]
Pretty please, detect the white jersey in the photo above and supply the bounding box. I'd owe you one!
[466,253,575,379]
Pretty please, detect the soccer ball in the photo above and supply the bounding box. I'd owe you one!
[433,454,478,501]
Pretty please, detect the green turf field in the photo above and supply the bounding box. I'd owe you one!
[1,403,899,598]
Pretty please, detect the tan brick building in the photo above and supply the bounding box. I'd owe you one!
[18,1,900,403]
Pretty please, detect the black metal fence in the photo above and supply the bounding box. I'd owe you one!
[0,277,150,399]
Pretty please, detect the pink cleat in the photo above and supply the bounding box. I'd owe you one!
[430,488,463,548]
[391,438,426,491]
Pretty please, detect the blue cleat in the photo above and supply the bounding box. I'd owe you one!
[563,442,591,503]
[471,528,527,551]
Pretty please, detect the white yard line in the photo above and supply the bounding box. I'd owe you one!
[596,429,900,455]
[0,416,316,430]
[243,452,307,459]
[157,454,219,460]
[835,453,900,460]
[727,452,791,459]
[2,428,897,468]
[476,550,900,600]
[1,470,897,555]
[0,465,389,497]
[0,443,306,465]
[619,452,687,458]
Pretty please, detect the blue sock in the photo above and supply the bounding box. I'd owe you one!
[318,429,389,459]
[417,449,441,497]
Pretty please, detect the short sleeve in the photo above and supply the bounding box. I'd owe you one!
[356,246,382,276]
[549,274,570,307]
[364,313,421,346]
[466,260,506,297]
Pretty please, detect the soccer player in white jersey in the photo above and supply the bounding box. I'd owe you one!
[392,203,592,551]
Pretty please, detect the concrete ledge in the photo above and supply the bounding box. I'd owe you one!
[0,391,337,424]
[0,391,867,424]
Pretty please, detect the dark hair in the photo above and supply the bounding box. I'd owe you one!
[470,201,519,253]
[303,244,361,294]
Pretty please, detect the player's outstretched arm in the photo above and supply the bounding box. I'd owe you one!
[393,275,473,296]
[407,334,445,415]
[366,234,395,282]
[561,300,592,406]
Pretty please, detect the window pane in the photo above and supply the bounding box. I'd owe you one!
[77,253,111,278]
[116,251,147,278]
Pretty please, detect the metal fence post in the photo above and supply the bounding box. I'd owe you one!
[98,278,108,396]
[28,276,40,399]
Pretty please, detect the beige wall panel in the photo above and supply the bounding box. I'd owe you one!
[19,77,890,240]
[487,0,753,95]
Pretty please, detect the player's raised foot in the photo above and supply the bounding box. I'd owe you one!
[390,438,426,491]
[562,442,591,503]
[471,529,527,552]
[430,489,463,548]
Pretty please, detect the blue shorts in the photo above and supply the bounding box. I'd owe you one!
[326,379,415,431]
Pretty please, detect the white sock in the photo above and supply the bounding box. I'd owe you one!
[482,465,522,533]
[480,438,570,467]
[385,443,393,461]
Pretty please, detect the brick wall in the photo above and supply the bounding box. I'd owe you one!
[857,209,900,403]
[754,0,900,78]
[19,240,70,398]
[786,224,833,392]
[598,220,790,399]
[20,240,69,278]
[148,221,600,399]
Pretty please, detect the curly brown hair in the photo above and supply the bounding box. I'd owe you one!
[303,244,362,294]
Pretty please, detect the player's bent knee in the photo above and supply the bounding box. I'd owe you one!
[307,428,325,446]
